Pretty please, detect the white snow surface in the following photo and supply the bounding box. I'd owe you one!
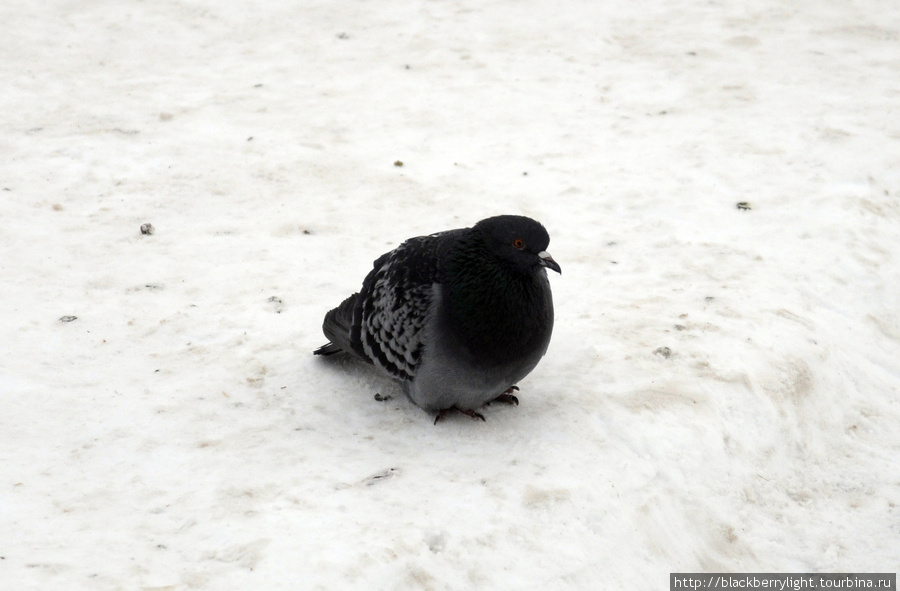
[3,0,899,589]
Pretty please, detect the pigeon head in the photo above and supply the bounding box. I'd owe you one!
[474,215,561,275]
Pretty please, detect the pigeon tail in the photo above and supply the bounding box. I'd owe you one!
[312,342,343,356]
[314,293,358,356]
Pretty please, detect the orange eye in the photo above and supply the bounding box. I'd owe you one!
[513,238,526,250]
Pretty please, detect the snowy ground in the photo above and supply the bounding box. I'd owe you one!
[2,0,899,589]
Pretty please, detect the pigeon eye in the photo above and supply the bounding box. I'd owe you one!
[513,238,526,250]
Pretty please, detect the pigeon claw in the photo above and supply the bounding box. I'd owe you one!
[433,407,487,425]
[459,409,487,422]
[487,386,520,406]
[490,393,519,406]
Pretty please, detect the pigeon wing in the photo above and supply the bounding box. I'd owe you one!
[354,230,460,381]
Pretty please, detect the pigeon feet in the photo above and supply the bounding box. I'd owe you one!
[433,407,487,425]
[491,393,519,405]
[488,385,520,406]
[433,387,521,423]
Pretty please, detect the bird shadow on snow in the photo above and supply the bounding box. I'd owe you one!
[310,352,418,420]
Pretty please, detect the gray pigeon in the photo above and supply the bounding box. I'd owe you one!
[314,215,560,423]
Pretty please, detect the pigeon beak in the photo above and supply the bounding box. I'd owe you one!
[538,251,561,274]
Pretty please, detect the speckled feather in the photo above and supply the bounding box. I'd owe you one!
[354,230,463,381]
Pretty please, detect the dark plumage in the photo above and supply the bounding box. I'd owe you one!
[314,215,560,422]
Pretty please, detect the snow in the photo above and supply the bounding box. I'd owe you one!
[2,0,899,589]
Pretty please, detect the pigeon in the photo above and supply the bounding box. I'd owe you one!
[314,215,560,423]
